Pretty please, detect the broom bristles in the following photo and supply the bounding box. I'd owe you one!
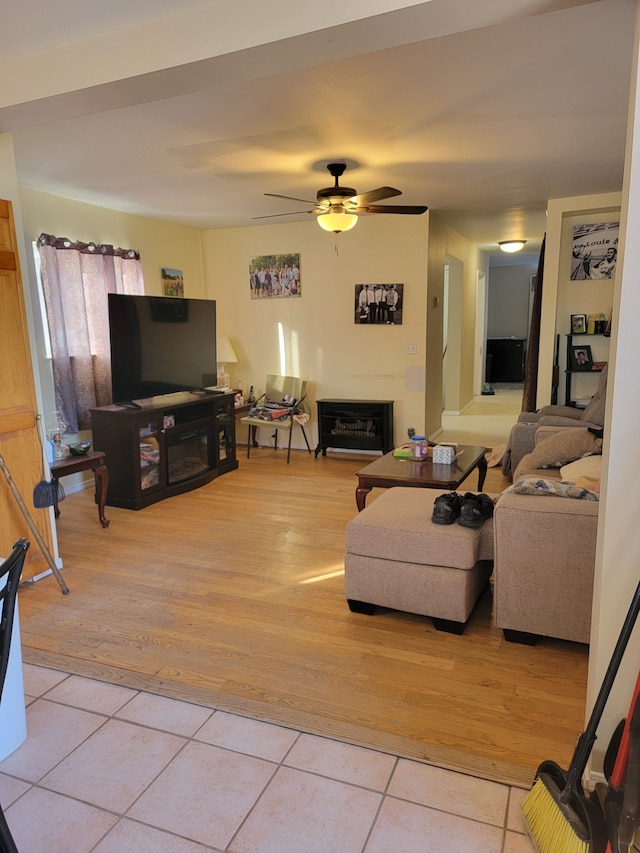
[522,775,590,853]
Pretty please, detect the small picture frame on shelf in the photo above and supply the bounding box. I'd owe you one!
[569,344,593,371]
[570,313,587,334]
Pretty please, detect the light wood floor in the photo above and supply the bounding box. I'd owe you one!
[17,448,588,787]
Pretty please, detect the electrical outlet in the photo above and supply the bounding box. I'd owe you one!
[405,342,417,355]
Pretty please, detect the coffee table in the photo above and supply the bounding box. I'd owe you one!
[355,444,488,511]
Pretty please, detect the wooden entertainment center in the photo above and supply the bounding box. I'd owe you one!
[91,391,237,509]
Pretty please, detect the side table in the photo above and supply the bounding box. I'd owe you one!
[51,450,110,528]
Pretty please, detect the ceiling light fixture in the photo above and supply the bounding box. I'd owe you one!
[317,211,358,233]
[498,240,527,253]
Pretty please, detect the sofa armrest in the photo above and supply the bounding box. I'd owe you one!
[536,415,589,427]
[505,421,539,478]
[517,405,582,424]
[493,492,598,643]
[538,405,582,419]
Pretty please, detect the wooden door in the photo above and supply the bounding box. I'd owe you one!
[0,198,56,579]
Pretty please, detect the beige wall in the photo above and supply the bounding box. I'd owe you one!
[202,214,431,447]
[14,182,489,453]
[16,186,208,435]
[14,185,487,453]
[425,215,485,432]
[538,192,621,408]
[19,187,206,297]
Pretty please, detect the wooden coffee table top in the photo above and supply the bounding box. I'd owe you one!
[355,444,488,510]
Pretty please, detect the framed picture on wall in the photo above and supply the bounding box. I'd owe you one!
[354,284,404,324]
[570,222,619,280]
[249,254,300,298]
[161,268,184,296]
[569,345,593,371]
[570,313,587,334]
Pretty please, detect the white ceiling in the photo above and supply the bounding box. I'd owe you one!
[0,0,635,258]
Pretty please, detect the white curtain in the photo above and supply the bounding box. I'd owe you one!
[37,234,144,431]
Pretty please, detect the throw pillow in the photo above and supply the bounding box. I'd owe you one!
[506,478,599,501]
[575,476,600,493]
[528,428,602,469]
[560,455,603,483]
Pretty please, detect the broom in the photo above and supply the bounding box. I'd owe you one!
[522,580,640,853]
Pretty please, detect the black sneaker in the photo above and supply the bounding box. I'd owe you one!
[457,493,494,529]
[431,491,462,525]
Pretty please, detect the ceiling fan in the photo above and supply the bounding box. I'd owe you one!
[255,163,428,233]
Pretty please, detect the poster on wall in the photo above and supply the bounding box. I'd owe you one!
[161,267,184,296]
[355,284,404,325]
[249,254,300,298]
[570,222,619,280]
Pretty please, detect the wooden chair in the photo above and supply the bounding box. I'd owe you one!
[241,375,312,463]
[0,538,29,853]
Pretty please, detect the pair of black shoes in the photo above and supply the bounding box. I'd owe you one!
[431,491,494,528]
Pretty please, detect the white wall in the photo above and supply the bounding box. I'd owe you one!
[588,16,640,777]
[486,263,535,339]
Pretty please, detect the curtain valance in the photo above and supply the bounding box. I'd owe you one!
[37,233,140,260]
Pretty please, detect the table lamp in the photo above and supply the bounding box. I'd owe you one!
[216,336,238,389]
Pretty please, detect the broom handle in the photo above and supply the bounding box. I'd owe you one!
[561,579,640,802]
[0,455,70,595]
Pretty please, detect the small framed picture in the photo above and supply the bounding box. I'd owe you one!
[570,314,587,334]
[569,345,593,371]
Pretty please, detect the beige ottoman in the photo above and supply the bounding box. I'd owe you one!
[344,487,495,634]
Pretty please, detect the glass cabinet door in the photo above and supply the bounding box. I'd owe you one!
[138,421,161,491]
[215,397,235,465]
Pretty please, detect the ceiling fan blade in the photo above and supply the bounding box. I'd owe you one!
[265,192,318,205]
[253,210,314,220]
[363,204,429,215]
[349,187,402,206]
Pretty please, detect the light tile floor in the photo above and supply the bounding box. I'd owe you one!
[0,664,536,852]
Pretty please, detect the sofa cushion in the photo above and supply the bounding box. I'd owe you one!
[560,454,602,483]
[527,427,602,469]
[513,452,565,483]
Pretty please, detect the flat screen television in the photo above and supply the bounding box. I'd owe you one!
[108,294,217,402]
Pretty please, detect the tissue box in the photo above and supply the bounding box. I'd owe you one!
[433,444,456,464]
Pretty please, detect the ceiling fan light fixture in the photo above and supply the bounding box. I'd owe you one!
[499,240,527,253]
[317,211,358,233]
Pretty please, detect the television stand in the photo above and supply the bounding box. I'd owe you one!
[91,392,237,509]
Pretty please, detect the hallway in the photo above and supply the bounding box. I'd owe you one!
[439,385,522,450]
